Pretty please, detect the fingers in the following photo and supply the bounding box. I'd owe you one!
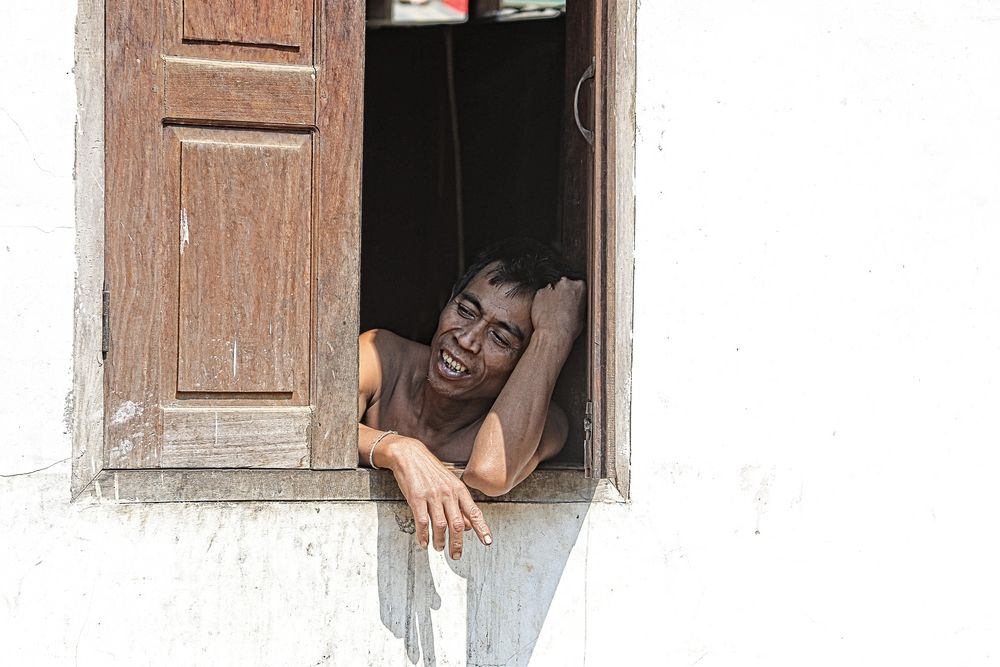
[414,492,491,557]
[413,501,430,550]
[443,496,466,560]
[555,276,585,287]
[427,501,448,553]
[459,489,493,547]
[410,502,431,549]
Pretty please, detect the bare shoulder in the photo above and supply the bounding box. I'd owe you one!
[359,329,428,388]
[360,329,426,365]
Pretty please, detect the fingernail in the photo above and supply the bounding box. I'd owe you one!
[484,534,493,546]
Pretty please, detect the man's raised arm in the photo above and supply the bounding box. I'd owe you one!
[462,278,586,496]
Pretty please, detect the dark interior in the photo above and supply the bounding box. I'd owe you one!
[360,16,585,466]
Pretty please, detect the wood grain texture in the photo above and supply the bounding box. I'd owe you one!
[574,0,635,498]
[164,0,313,65]
[606,0,635,500]
[105,0,167,468]
[182,0,308,49]
[589,0,608,480]
[310,0,366,469]
[559,0,594,272]
[174,128,311,396]
[555,0,595,471]
[86,468,624,504]
[164,58,316,126]
[71,0,106,496]
[106,0,364,472]
[161,407,311,467]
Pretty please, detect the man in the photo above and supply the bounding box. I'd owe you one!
[358,238,585,560]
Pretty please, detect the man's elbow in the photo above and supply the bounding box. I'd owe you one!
[462,464,513,498]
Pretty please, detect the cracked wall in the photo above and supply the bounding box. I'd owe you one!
[0,3,76,478]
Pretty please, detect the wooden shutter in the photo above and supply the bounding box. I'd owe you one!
[105,0,364,469]
[586,0,634,495]
[585,0,608,481]
[563,0,630,491]
[558,0,603,477]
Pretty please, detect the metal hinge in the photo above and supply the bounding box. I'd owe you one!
[101,281,110,359]
[583,399,595,477]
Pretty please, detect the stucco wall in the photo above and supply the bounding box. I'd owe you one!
[3,1,1000,665]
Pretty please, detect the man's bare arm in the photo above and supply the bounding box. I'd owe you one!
[463,278,585,496]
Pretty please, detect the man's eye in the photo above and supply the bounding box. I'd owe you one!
[457,304,474,319]
[490,330,511,348]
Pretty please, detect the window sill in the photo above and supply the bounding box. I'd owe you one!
[80,466,626,504]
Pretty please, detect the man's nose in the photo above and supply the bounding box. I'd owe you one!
[456,322,483,353]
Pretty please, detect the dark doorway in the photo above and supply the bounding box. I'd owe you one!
[360,15,586,465]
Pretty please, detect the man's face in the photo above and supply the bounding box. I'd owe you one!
[427,264,535,401]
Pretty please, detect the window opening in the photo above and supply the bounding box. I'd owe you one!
[360,9,587,468]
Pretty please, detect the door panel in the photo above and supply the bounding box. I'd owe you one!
[164,0,314,65]
[174,128,311,396]
[161,406,310,467]
[182,0,310,49]
[163,58,317,127]
[106,0,363,469]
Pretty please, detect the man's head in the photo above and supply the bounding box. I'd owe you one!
[450,237,583,302]
[427,238,580,401]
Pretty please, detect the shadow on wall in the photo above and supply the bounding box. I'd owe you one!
[376,499,591,665]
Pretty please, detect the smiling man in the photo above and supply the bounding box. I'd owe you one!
[358,238,585,559]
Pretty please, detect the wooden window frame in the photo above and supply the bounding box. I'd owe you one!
[70,0,635,504]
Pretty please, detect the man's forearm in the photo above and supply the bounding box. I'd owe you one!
[464,330,572,494]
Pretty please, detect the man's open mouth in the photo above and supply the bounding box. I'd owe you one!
[440,349,469,376]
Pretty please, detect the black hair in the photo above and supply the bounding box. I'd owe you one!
[451,237,583,299]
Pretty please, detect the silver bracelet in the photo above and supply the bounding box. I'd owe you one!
[369,430,397,470]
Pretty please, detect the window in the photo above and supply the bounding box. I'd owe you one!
[70,0,633,503]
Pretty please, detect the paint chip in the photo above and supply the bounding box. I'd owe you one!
[111,401,143,425]
[180,208,190,254]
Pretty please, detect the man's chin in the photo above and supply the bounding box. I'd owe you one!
[426,372,466,398]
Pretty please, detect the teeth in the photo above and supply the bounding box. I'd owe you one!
[442,350,467,373]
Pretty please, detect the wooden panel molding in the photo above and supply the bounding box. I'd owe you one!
[161,407,311,468]
[173,128,312,396]
[87,468,622,504]
[164,0,313,65]
[182,0,310,49]
[164,58,316,127]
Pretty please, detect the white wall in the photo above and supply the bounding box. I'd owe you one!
[3,1,1000,665]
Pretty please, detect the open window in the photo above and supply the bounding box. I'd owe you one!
[71,0,633,502]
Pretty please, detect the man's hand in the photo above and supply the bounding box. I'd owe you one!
[530,277,586,344]
[382,436,492,559]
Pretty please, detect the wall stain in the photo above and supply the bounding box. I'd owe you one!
[394,509,415,535]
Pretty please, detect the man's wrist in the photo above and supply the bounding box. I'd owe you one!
[379,435,415,471]
[527,328,575,359]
